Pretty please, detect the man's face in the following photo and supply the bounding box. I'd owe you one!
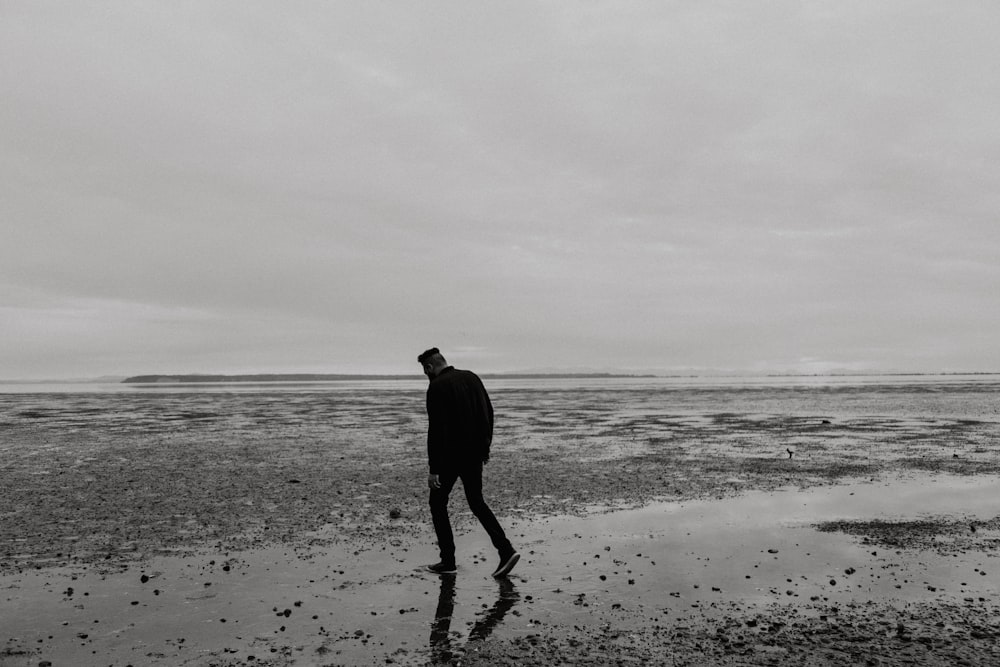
[422,361,436,379]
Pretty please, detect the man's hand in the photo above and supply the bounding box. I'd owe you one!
[428,474,441,490]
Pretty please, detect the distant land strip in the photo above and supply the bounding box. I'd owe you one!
[120,371,1000,384]
[121,373,658,383]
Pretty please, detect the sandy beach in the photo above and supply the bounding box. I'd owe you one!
[2,377,1000,665]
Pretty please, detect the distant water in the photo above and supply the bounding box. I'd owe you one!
[0,379,429,394]
[2,373,999,394]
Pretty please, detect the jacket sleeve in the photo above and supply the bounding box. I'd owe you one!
[426,387,445,474]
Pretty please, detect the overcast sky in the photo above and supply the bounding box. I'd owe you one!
[3,1,999,379]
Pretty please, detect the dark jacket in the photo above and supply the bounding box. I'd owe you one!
[426,367,494,474]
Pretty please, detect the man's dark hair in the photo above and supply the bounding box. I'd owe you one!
[418,347,441,363]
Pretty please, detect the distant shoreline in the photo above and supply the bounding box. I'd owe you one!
[120,373,660,384]
[119,371,1000,384]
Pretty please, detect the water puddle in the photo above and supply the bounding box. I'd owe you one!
[3,473,1000,665]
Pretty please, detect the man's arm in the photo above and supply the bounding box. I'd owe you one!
[426,387,444,475]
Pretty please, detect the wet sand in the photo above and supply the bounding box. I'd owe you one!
[2,381,1000,665]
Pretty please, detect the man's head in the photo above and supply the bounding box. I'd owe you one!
[418,347,448,379]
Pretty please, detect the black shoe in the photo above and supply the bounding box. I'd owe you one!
[426,561,457,575]
[491,551,520,578]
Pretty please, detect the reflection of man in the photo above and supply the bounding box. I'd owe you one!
[418,347,519,577]
[430,574,519,663]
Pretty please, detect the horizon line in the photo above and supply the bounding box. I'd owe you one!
[4,370,1000,384]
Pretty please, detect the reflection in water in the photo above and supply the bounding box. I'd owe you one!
[429,575,519,664]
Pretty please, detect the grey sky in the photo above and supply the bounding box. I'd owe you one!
[3,1,999,378]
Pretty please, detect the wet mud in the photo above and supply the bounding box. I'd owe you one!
[2,381,1000,665]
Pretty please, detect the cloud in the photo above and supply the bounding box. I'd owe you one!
[2,1,1000,377]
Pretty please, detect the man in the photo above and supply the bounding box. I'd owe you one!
[418,347,519,577]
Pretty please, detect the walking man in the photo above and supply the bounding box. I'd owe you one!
[418,347,519,577]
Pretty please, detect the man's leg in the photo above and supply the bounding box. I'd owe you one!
[459,464,514,557]
[429,472,459,566]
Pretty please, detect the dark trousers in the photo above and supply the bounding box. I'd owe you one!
[429,463,512,564]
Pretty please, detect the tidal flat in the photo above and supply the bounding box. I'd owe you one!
[2,377,1000,665]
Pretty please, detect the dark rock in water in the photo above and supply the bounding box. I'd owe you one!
[389,508,402,519]
[287,479,302,484]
